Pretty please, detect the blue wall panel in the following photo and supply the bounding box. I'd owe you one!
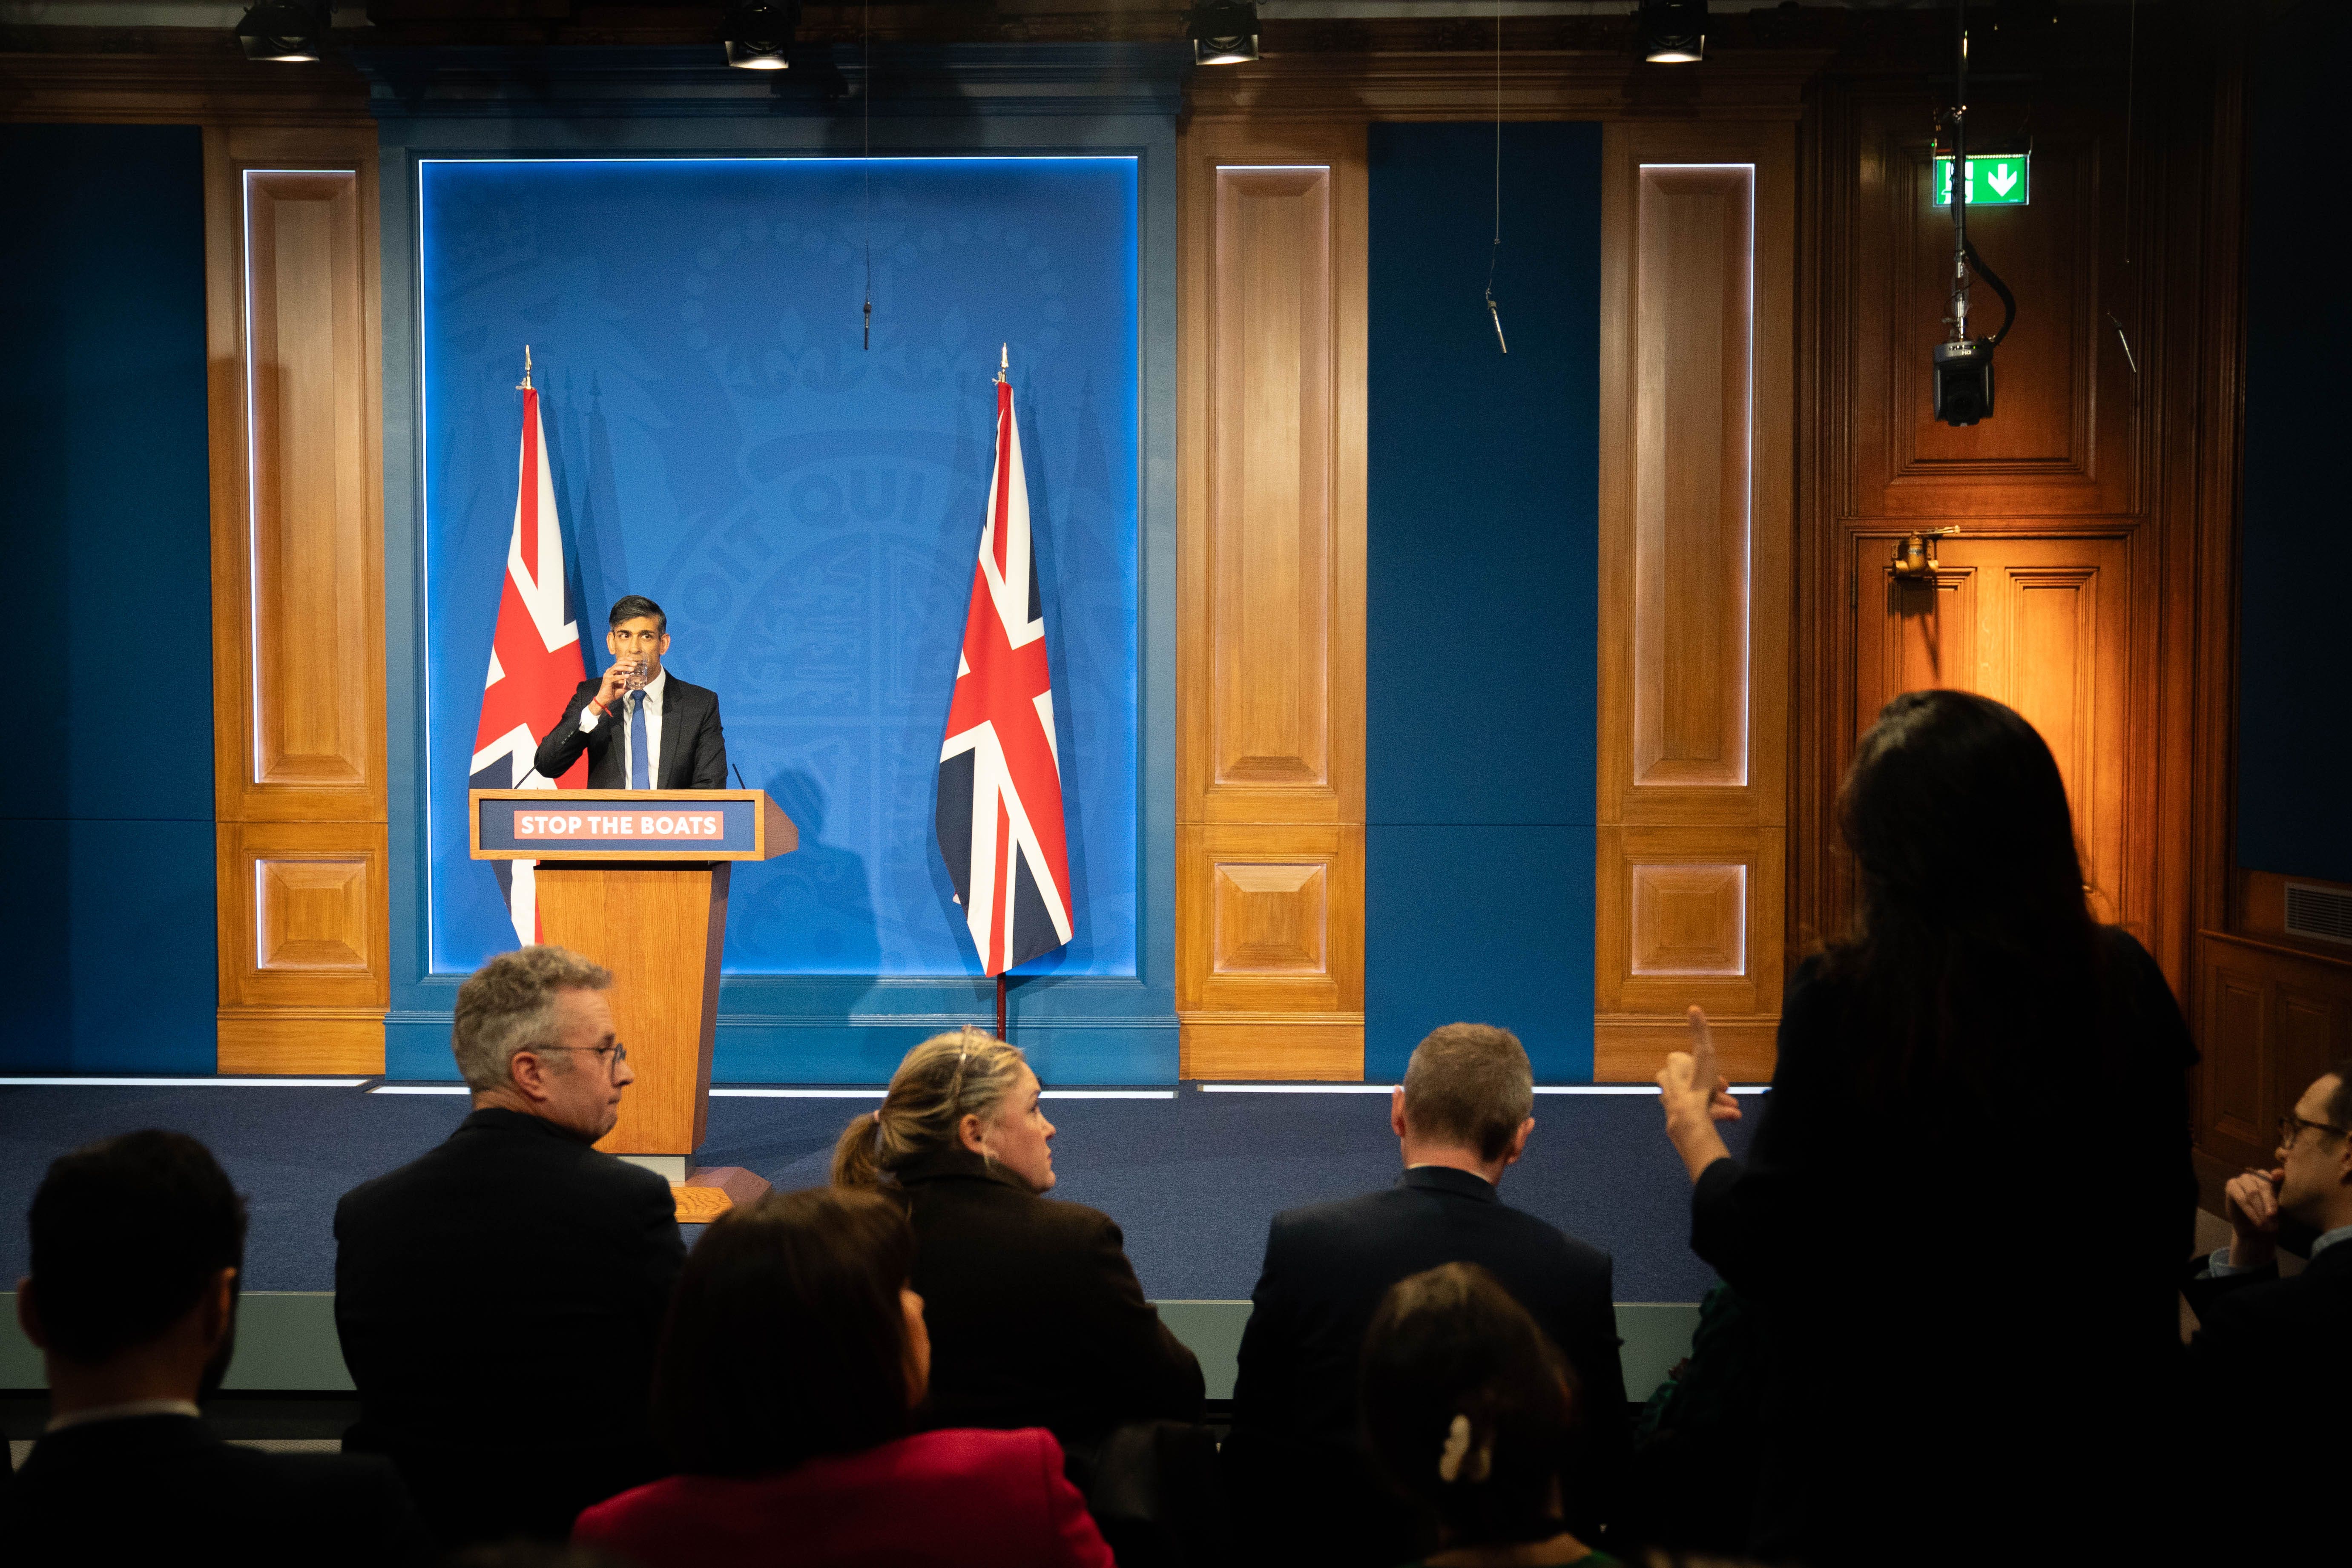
[0,124,215,1072]
[418,157,1140,982]
[377,54,1184,1085]
[2237,9,2352,885]
[1365,122,1601,1082]
[1367,828,1593,1076]
[0,823,217,1074]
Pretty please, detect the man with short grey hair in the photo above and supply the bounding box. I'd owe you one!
[333,946,687,1550]
[1222,1023,1629,1566]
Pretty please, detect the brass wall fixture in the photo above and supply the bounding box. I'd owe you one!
[1891,526,1961,580]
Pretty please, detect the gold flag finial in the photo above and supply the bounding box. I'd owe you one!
[518,345,534,391]
[997,342,1008,383]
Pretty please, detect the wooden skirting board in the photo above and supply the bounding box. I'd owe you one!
[1179,1018,1366,1081]
[1594,1017,1778,1085]
[217,1008,385,1075]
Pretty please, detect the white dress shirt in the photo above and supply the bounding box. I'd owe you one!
[2205,1221,2352,1278]
[575,665,667,789]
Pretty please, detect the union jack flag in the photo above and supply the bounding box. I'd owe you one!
[468,382,587,945]
[937,369,1075,976]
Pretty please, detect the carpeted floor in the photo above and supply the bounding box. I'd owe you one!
[0,1083,1753,1302]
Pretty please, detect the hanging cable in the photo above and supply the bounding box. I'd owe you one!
[862,0,874,350]
[2119,0,2138,270]
[1484,0,1506,353]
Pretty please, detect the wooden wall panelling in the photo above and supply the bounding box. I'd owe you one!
[2238,871,2352,956]
[2194,933,2352,1176]
[2184,36,2251,962]
[1595,120,1795,1083]
[1796,71,2211,999]
[1847,100,2137,520]
[1849,531,2132,921]
[1176,121,1368,1079]
[2175,27,2251,1176]
[206,126,388,1073]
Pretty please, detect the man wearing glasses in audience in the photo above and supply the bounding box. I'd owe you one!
[2184,1060,2352,1564]
[333,946,687,1552]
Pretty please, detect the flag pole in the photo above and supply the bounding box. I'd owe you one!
[518,344,533,391]
[994,339,1011,1045]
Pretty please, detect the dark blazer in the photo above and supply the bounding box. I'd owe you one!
[0,1412,432,1567]
[1221,1166,1631,1565]
[1687,928,2196,1568]
[574,1426,1117,1568]
[2183,1238,2352,1563]
[333,1107,688,1547]
[534,672,728,790]
[890,1148,1204,1446]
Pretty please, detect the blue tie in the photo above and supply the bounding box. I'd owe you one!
[628,690,650,790]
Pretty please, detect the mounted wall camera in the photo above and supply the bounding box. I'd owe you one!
[1933,0,2017,428]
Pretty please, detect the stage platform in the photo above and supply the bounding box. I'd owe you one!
[0,1079,1760,1410]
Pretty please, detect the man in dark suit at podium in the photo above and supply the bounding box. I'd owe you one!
[536,594,727,790]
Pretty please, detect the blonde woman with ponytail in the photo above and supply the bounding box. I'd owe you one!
[830,1030,1203,1453]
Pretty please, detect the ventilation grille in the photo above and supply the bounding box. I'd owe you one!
[2285,883,2352,946]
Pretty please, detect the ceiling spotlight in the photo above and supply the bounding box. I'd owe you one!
[1637,0,1707,64]
[1188,0,1260,66]
[235,0,329,63]
[724,0,800,70]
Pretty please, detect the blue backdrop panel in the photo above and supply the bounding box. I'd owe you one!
[1367,828,1595,1076]
[420,157,1138,978]
[0,823,217,1073]
[1364,123,1602,1080]
[0,124,215,1072]
[2238,16,2352,884]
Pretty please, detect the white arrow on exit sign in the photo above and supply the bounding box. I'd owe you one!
[1932,152,2031,207]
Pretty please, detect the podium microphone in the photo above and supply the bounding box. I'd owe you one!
[732,764,749,790]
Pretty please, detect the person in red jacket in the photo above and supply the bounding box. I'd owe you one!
[572,1187,1113,1568]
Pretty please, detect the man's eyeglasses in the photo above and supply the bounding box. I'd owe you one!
[2278,1113,2348,1147]
[536,1042,629,1077]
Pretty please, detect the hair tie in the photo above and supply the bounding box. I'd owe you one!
[1436,1413,1491,1485]
[947,1037,976,1111]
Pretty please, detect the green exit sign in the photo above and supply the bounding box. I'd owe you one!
[1933,153,2030,207]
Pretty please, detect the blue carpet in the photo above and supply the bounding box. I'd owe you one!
[0,1085,1751,1302]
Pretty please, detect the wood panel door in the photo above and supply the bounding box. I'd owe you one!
[1175,122,1369,1080]
[206,126,389,1072]
[1851,533,2131,921]
[1594,121,1796,1082]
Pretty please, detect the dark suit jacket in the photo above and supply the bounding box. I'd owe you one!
[2183,1238,2352,1562]
[333,1108,688,1548]
[1221,1166,1631,1566]
[0,1413,432,1567]
[1688,928,2195,1567]
[534,673,728,789]
[890,1149,1204,1446]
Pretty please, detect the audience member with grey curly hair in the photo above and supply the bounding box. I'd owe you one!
[334,945,688,1551]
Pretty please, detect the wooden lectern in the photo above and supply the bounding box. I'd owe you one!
[469,788,797,1221]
